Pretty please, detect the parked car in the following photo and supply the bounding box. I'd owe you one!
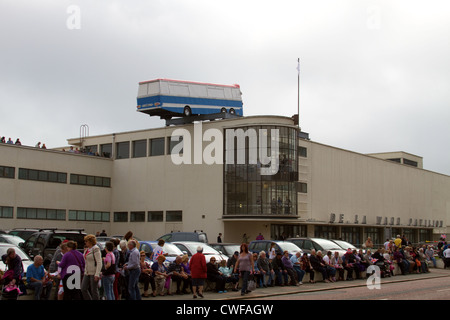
[330,239,362,253]
[8,228,41,241]
[139,241,184,266]
[248,240,303,258]
[0,229,7,234]
[0,243,33,279]
[209,243,241,258]
[287,238,346,256]
[20,229,86,268]
[0,234,25,247]
[172,241,227,263]
[158,231,208,243]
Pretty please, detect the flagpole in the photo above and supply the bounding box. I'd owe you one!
[297,58,300,128]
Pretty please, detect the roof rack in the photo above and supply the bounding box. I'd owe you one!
[38,228,85,234]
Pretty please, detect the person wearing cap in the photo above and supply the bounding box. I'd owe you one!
[190,246,207,299]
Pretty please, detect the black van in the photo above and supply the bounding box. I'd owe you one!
[157,231,208,243]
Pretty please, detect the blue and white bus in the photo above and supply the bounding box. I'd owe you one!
[136,78,243,119]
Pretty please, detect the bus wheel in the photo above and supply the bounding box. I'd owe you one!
[221,108,227,113]
[229,108,236,115]
[184,106,192,117]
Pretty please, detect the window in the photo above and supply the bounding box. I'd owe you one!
[148,211,163,222]
[70,174,111,188]
[403,158,418,167]
[132,140,147,158]
[314,226,337,239]
[0,165,15,179]
[297,182,307,193]
[299,147,307,158]
[388,158,401,163]
[168,136,183,155]
[100,143,112,158]
[0,206,13,219]
[116,141,130,159]
[69,210,110,222]
[150,138,165,156]
[131,211,145,222]
[18,168,67,184]
[166,210,182,222]
[17,207,66,220]
[114,212,128,222]
[86,145,98,154]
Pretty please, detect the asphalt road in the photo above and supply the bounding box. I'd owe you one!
[250,274,450,300]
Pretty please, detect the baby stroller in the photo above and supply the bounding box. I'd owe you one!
[1,270,21,300]
[373,260,391,278]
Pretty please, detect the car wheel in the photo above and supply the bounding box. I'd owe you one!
[229,108,236,115]
[221,108,227,113]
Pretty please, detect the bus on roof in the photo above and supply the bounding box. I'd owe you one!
[136,78,243,119]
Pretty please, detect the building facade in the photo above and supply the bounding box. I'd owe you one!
[1,115,449,246]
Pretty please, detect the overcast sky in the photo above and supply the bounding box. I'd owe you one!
[1,0,449,175]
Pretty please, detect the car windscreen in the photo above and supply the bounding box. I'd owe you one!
[0,246,31,261]
[277,242,302,252]
[0,235,24,247]
[333,240,356,250]
[223,245,240,255]
[312,239,343,251]
[183,243,219,255]
[163,244,184,257]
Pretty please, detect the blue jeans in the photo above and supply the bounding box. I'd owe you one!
[274,270,288,285]
[293,266,305,282]
[240,271,250,294]
[128,268,141,300]
[102,275,115,300]
[27,281,53,300]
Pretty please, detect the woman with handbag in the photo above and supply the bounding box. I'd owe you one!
[234,243,254,296]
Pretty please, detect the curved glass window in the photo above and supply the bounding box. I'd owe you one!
[224,125,298,217]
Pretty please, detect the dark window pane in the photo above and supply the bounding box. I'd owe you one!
[27,208,37,219]
[102,212,110,222]
[148,211,163,222]
[299,147,307,158]
[114,212,128,222]
[48,171,58,182]
[131,211,145,222]
[18,168,27,180]
[28,170,38,180]
[86,145,98,154]
[95,176,102,186]
[70,174,78,184]
[101,144,112,158]
[116,141,130,159]
[58,173,67,183]
[17,208,26,219]
[38,170,48,181]
[166,210,182,222]
[1,207,13,219]
[78,175,87,185]
[77,211,86,221]
[150,138,165,156]
[68,210,77,221]
[133,140,147,158]
[86,176,95,186]
[102,177,111,187]
[57,210,66,220]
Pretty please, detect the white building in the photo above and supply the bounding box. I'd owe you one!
[1,115,449,246]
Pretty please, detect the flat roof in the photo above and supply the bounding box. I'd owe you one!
[138,78,240,88]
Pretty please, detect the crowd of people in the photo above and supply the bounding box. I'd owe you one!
[0,232,442,301]
[1,137,22,145]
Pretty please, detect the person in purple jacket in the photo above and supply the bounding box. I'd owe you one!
[58,240,85,300]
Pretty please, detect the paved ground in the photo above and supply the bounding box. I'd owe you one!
[145,268,450,300]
